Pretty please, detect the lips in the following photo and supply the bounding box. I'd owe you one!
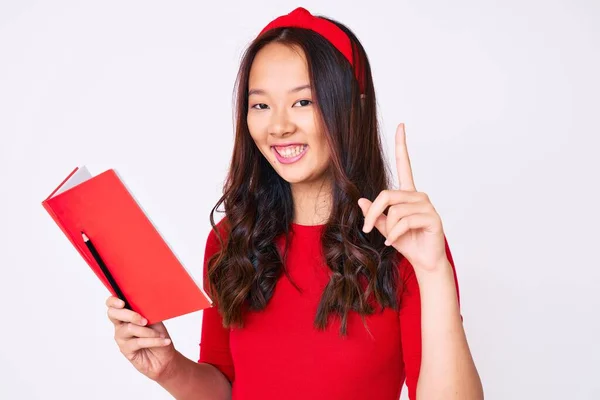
[271,144,308,164]
[273,144,307,158]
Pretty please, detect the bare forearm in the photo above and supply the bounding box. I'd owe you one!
[156,350,231,400]
[415,260,484,400]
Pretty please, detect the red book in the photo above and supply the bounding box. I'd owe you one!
[42,166,213,324]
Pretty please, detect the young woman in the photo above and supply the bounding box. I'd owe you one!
[105,7,483,400]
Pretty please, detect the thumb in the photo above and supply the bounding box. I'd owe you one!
[358,198,387,236]
[357,198,369,215]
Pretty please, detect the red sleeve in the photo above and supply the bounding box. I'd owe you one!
[197,223,235,384]
[398,235,461,400]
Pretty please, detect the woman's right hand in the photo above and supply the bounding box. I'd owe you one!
[106,296,177,381]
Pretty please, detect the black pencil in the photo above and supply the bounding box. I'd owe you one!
[81,232,130,309]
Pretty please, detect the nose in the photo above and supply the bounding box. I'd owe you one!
[268,108,295,137]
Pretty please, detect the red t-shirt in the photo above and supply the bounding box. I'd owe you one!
[198,219,460,400]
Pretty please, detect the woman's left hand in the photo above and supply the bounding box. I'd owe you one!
[358,123,447,272]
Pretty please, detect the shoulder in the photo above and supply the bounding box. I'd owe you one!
[205,215,231,257]
[207,215,230,243]
[396,256,419,303]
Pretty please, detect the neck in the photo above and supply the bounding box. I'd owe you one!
[290,173,333,226]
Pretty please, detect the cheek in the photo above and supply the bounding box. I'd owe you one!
[246,116,257,138]
[247,117,267,144]
[312,130,330,158]
[317,145,331,167]
[247,121,273,162]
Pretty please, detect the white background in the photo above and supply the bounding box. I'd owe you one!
[1,1,599,399]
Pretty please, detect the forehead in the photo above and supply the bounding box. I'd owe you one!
[249,43,309,89]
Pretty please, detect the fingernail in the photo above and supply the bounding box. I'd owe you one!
[140,318,147,325]
[164,338,171,345]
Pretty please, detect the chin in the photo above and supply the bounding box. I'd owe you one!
[277,171,312,184]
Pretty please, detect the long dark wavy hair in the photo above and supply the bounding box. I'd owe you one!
[207,15,403,336]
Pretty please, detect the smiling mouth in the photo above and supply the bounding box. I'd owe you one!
[273,144,308,158]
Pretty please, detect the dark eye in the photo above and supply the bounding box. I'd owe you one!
[294,99,312,107]
[251,103,269,110]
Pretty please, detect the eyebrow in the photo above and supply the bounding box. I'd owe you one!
[248,84,311,96]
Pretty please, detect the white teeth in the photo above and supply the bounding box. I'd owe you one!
[276,145,306,158]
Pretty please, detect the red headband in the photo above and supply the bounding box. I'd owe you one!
[257,7,365,93]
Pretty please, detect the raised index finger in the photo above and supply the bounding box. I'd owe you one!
[395,123,416,191]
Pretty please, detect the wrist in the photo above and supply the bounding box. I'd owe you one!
[413,258,453,281]
[155,349,185,385]
[413,258,461,317]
